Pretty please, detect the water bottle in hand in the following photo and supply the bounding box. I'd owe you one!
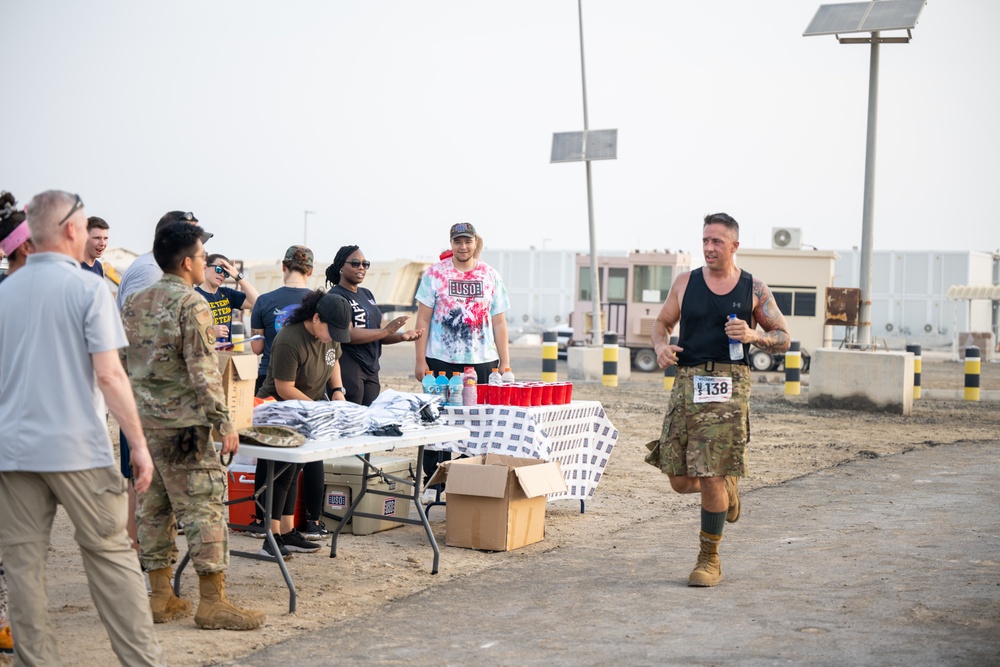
[728,314,744,361]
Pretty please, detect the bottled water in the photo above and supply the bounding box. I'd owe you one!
[488,367,503,387]
[728,314,744,361]
[501,367,515,384]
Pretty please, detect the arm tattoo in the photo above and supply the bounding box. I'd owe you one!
[752,278,791,353]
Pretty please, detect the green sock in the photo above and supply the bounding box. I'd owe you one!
[701,507,726,536]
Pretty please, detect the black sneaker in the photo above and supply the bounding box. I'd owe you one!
[302,520,329,541]
[281,530,320,553]
[243,517,267,538]
[258,534,292,560]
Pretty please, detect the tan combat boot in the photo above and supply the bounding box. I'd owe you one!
[726,475,741,523]
[688,531,723,587]
[148,567,192,623]
[194,571,266,630]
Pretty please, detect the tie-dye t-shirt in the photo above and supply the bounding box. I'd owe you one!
[415,259,509,364]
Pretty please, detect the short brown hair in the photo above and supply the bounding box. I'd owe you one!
[87,216,109,231]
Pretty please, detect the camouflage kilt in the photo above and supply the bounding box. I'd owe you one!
[137,427,229,575]
[645,364,751,477]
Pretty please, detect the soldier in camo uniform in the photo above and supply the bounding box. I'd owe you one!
[121,221,264,631]
[646,213,790,587]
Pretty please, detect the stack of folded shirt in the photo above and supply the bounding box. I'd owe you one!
[251,391,442,440]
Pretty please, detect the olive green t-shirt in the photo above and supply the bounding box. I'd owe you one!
[256,321,341,401]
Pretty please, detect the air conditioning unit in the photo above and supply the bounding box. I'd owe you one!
[771,227,802,249]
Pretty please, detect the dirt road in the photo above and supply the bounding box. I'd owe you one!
[13,351,999,666]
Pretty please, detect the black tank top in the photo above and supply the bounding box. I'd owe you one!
[677,267,753,366]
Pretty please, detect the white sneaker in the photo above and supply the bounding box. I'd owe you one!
[421,488,445,505]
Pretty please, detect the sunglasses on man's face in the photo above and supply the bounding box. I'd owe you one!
[347,259,371,269]
[211,265,228,275]
[57,194,84,226]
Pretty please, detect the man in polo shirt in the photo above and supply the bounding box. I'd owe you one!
[0,190,164,666]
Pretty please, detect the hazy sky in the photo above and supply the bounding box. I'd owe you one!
[4,1,998,264]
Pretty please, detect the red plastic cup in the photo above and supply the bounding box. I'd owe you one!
[564,381,573,403]
[529,383,543,406]
[496,384,512,406]
[551,382,566,404]
[477,383,489,404]
[541,383,554,405]
[514,383,532,407]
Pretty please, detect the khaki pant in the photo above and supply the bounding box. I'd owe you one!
[0,467,164,667]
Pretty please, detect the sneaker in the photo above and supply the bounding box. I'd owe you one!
[258,535,292,561]
[302,520,328,541]
[243,517,267,538]
[280,530,320,553]
[421,488,445,505]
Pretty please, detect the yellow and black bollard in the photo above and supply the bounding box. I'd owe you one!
[663,336,678,391]
[784,341,801,396]
[964,346,980,401]
[906,344,921,400]
[542,331,558,383]
[602,332,618,387]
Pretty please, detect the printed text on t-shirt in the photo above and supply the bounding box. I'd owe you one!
[449,280,484,298]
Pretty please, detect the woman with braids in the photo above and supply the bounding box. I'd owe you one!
[326,245,424,406]
[0,191,34,284]
[253,290,353,556]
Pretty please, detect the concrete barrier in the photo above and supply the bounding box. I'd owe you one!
[784,341,801,396]
[906,343,921,400]
[808,348,914,415]
[567,346,631,382]
[602,332,619,387]
[541,331,558,383]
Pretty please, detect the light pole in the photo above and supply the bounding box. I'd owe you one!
[804,0,926,349]
[303,210,316,246]
[550,0,618,346]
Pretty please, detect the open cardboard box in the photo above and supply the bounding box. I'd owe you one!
[211,351,258,441]
[427,453,567,552]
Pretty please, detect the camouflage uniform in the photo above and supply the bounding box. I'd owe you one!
[121,274,235,575]
[645,364,751,477]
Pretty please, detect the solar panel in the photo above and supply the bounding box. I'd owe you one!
[861,0,924,32]
[551,129,618,163]
[803,0,924,37]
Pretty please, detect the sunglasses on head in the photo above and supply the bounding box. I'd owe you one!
[347,259,371,269]
[178,211,197,222]
[57,194,84,226]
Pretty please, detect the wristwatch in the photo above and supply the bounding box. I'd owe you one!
[235,272,244,281]
[330,386,345,395]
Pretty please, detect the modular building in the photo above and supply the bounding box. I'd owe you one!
[833,249,997,349]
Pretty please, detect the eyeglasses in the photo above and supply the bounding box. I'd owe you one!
[57,194,84,226]
[212,265,228,275]
[347,259,371,269]
[190,252,208,262]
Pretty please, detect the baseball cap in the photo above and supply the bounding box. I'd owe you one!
[155,210,211,240]
[238,425,306,448]
[315,293,352,343]
[450,222,476,239]
[283,245,314,268]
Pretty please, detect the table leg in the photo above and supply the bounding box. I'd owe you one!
[259,460,297,613]
[412,445,440,574]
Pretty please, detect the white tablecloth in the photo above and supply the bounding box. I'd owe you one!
[432,401,619,501]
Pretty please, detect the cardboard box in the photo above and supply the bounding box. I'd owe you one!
[323,456,415,535]
[427,454,567,552]
[212,351,258,441]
